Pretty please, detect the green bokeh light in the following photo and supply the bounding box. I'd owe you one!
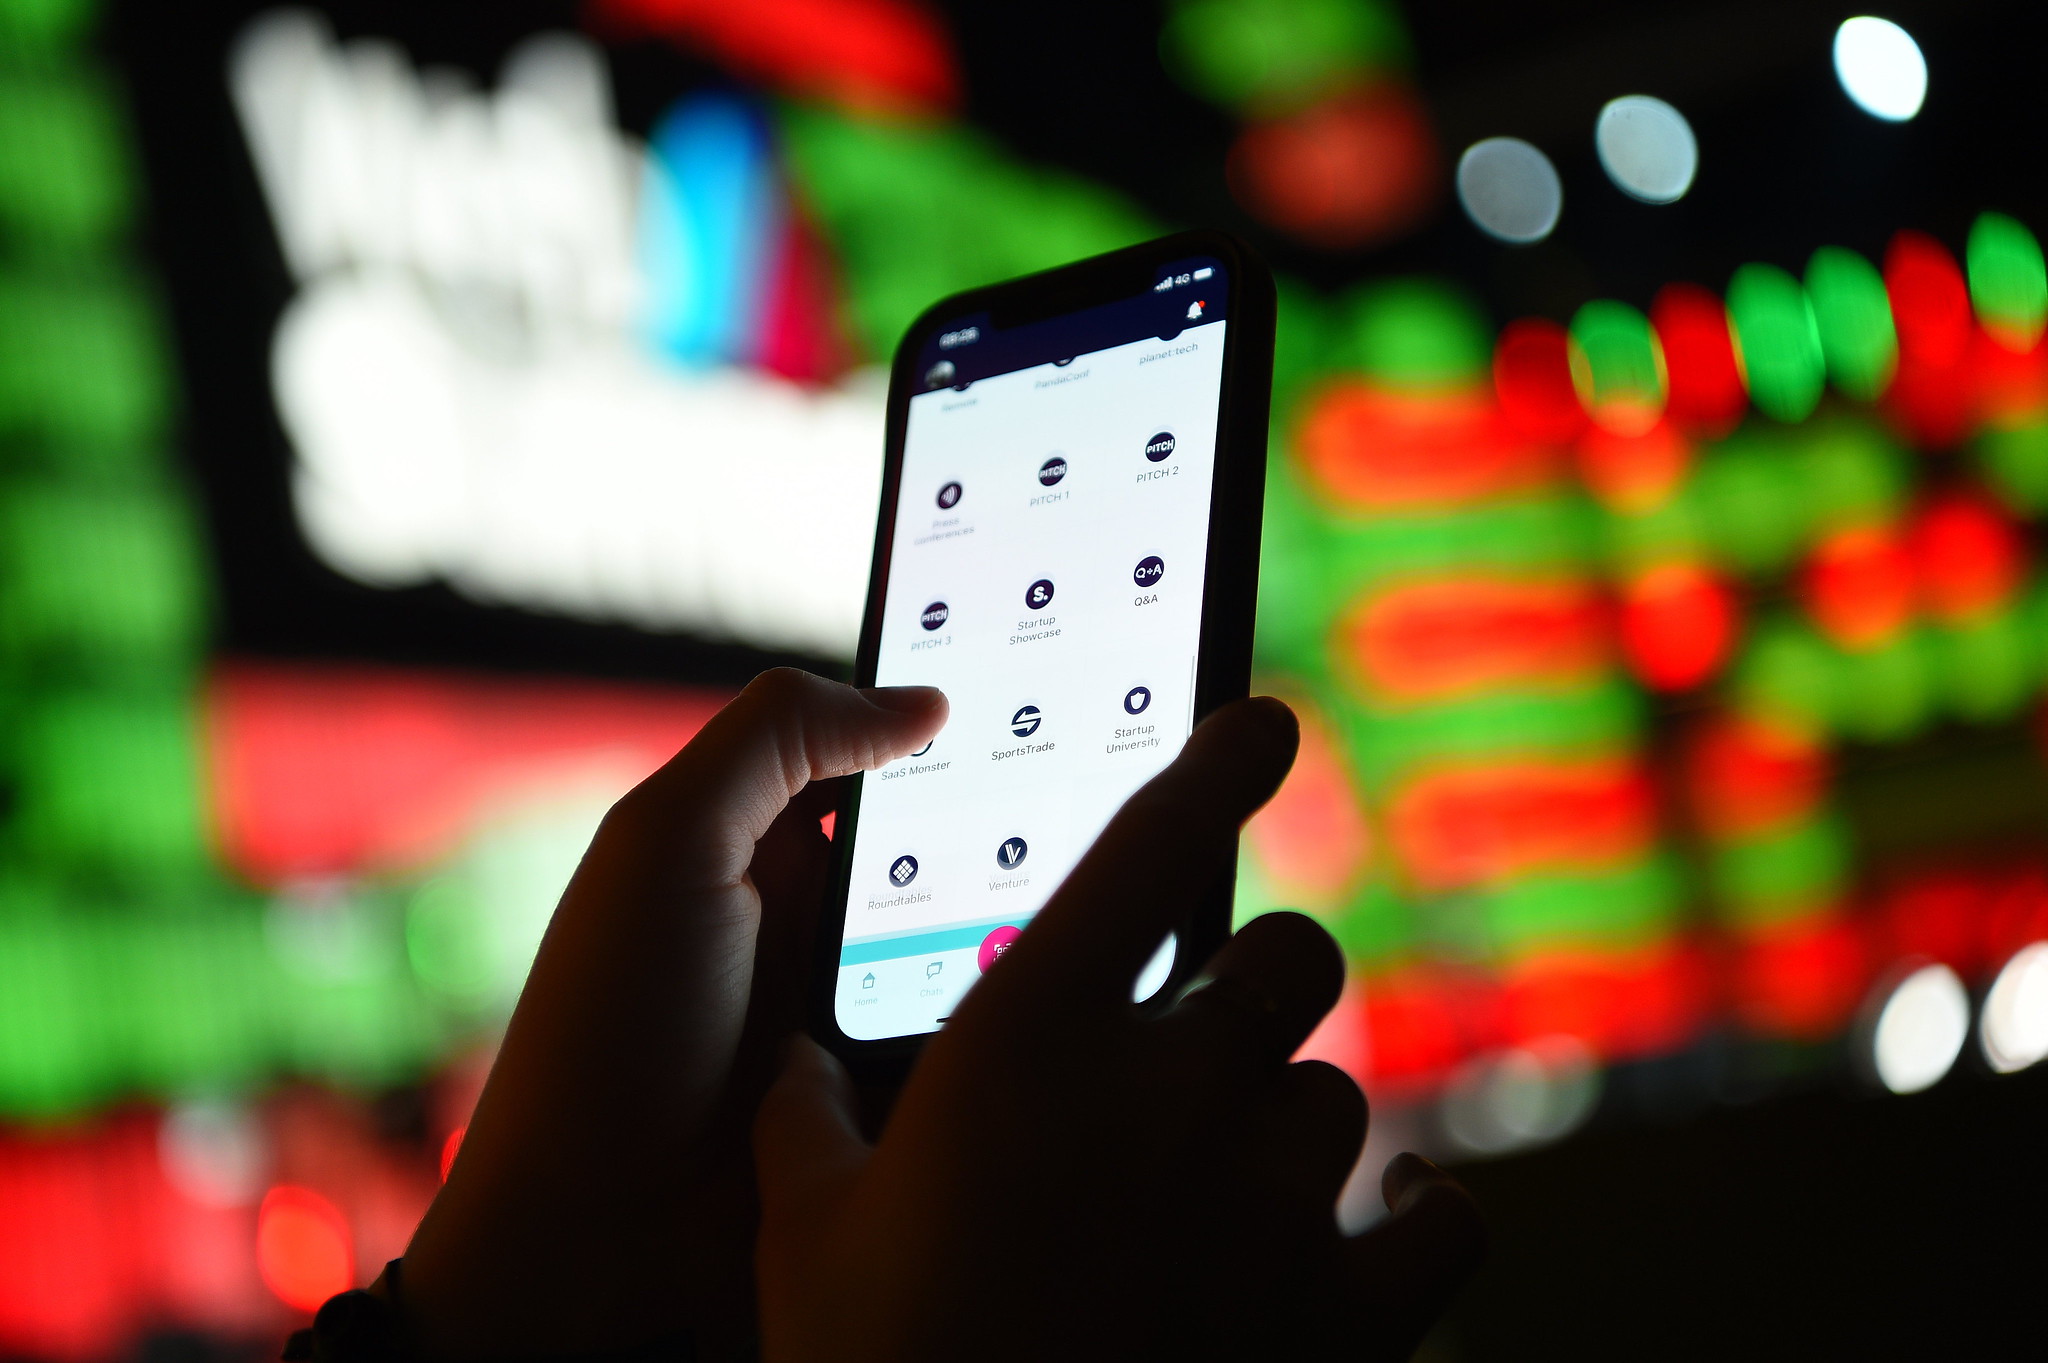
[0,69,132,252]
[1804,246,1897,401]
[1160,0,1409,113]
[1967,211,2048,349]
[1335,276,1491,390]
[1727,263,1825,422]
[777,106,1155,360]
[1708,815,1851,928]
[1569,299,1665,427]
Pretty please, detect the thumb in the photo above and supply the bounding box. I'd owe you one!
[755,1035,870,1215]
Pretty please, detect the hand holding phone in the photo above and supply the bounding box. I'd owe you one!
[817,232,1277,1068]
[759,697,1485,1362]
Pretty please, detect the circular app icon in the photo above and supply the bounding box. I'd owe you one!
[1144,430,1177,463]
[978,924,1023,973]
[887,854,919,887]
[1010,704,1043,738]
[936,481,962,509]
[1123,685,1152,716]
[995,837,1029,870]
[1038,455,1068,487]
[1024,578,1055,610]
[1133,555,1165,587]
[924,360,955,389]
[920,601,950,631]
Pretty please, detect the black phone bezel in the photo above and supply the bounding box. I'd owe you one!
[809,229,1277,1083]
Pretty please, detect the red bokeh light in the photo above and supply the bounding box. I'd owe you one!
[1800,525,1915,648]
[1225,86,1438,251]
[1684,714,1829,840]
[1974,328,2048,424]
[1730,915,1870,1040]
[1885,231,1972,369]
[1909,493,2024,622]
[592,0,959,114]
[1244,703,1371,901]
[1387,755,1655,892]
[1575,420,1691,512]
[1651,283,1748,436]
[754,208,853,383]
[1618,561,1738,691]
[1352,967,1497,1100]
[1493,319,1586,444]
[208,664,723,883]
[1343,574,1609,703]
[1879,873,1993,978]
[1497,943,1711,1063]
[1885,348,1979,450]
[1882,232,1978,448]
[1295,381,1555,511]
[255,1185,354,1314]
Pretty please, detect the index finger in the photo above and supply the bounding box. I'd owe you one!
[976,696,1298,1008]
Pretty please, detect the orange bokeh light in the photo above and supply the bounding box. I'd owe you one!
[255,1185,353,1314]
[1296,381,1555,512]
[1574,420,1692,512]
[1801,524,1915,649]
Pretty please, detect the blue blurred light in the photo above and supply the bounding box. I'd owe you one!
[638,93,782,366]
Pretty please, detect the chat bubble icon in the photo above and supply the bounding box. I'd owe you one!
[926,961,944,978]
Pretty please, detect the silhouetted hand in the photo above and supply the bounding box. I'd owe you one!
[397,669,948,1359]
[755,697,1484,1362]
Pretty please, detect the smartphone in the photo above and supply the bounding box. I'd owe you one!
[812,230,1276,1073]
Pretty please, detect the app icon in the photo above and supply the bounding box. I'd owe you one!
[1024,578,1055,610]
[1133,555,1165,587]
[888,854,919,887]
[1038,455,1068,486]
[924,360,955,389]
[1145,431,1176,462]
[861,972,876,990]
[925,961,944,978]
[1123,686,1152,715]
[996,837,1029,870]
[936,481,962,509]
[1010,704,1043,738]
[920,601,950,630]
[978,925,1022,973]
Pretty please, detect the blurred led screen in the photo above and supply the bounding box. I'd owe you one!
[6,0,2048,1355]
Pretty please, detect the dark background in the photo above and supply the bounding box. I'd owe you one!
[106,0,2048,1354]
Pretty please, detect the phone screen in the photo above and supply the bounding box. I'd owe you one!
[834,256,1232,1042]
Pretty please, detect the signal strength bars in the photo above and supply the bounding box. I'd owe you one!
[1155,266,1216,292]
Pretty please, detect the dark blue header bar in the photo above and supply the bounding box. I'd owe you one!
[912,255,1230,392]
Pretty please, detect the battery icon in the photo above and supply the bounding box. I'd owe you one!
[1192,266,1214,281]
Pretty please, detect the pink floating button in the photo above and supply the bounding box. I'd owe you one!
[977,925,1023,973]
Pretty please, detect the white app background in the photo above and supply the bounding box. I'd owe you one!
[836,319,1227,1040]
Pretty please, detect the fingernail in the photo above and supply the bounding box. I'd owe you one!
[863,685,943,713]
